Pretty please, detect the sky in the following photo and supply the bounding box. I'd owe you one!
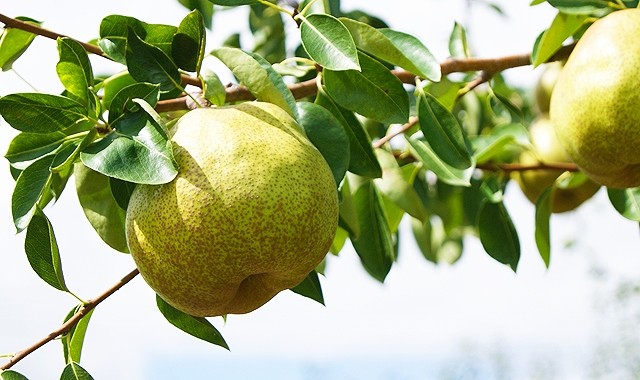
[2,1,640,379]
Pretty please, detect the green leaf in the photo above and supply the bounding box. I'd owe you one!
[172,10,206,72]
[98,15,177,64]
[406,136,472,187]
[477,200,520,271]
[56,38,94,107]
[0,93,88,133]
[211,47,298,118]
[156,295,229,349]
[532,12,588,66]
[411,217,435,263]
[314,90,381,178]
[471,123,528,164]
[5,131,72,164]
[324,51,409,124]
[60,362,94,380]
[290,270,325,305]
[81,108,177,185]
[110,177,136,210]
[417,92,472,170]
[374,149,426,221]
[535,187,553,268]
[338,178,360,238]
[108,82,160,126]
[75,164,129,253]
[100,71,138,110]
[125,28,181,93]
[62,305,94,364]
[209,0,256,4]
[297,102,349,186]
[0,17,41,71]
[350,178,394,282]
[25,208,69,292]
[12,155,55,232]
[199,68,226,106]
[341,18,440,81]
[178,0,214,29]
[449,22,470,58]
[608,187,640,221]
[0,370,30,380]
[546,0,610,14]
[300,14,360,71]
[249,3,286,64]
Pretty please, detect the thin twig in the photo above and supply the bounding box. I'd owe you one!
[373,117,418,149]
[0,13,105,57]
[0,269,140,370]
[477,161,579,172]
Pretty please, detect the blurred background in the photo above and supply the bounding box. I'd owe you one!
[2,1,640,379]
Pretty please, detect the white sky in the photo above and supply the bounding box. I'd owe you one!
[2,1,640,379]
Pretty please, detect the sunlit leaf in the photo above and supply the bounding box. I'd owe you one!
[374,149,426,221]
[0,93,88,133]
[211,47,298,118]
[300,14,360,71]
[532,12,588,66]
[156,295,229,349]
[406,136,472,187]
[199,68,226,106]
[0,17,41,71]
[60,362,94,380]
[0,370,30,380]
[341,18,440,81]
[62,305,94,364]
[81,109,177,185]
[449,21,470,58]
[56,38,94,107]
[324,51,409,124]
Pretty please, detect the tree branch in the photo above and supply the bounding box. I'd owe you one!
[0,13,105,57]
[0,12,574,113]
[0,268,139,371]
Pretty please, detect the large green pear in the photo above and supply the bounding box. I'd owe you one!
[550,9,640,188]
[514,116,600,213]
[126,102,339,317]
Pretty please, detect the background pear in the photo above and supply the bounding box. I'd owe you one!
[534,61,563,113]
[550,9,640,188]
[126,102,339,317]
[514,116,600,213]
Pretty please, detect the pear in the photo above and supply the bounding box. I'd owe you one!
[534,61,562,113]
[514,116,600,213]
[550,9,640,188]
[126,102,339,317]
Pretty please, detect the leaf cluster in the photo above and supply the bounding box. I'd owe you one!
[2,0,640,376]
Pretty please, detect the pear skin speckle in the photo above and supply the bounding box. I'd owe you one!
[126,102,339,317]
